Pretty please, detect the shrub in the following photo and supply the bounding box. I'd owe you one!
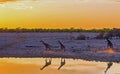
[76,34,86,40]
[95,32,104,39]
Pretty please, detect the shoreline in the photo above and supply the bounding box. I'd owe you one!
[0,51,120,63]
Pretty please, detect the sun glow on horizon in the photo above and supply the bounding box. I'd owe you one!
[0,0,120,29]
[97,48,119,54]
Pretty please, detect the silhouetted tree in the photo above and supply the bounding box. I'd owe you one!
[76,34,86,40]
[95,32,105,39]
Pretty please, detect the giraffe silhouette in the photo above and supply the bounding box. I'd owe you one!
[58,41,66,52]
[106,39,113,48]
[40,40,51,51]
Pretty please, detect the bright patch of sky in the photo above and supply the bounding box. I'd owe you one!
[0,0,120,10]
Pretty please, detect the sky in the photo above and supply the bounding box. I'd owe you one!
[0,58,120,74]
[0,58,111,74]
[0,0,120,29]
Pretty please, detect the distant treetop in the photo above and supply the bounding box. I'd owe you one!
[0,27,119,33]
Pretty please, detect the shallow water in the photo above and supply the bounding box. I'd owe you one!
[0,58,120,74]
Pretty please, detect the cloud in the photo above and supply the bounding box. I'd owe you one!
[0,0,17,2]
[0,0,35,10]
[112,0,120,1]
[0,0,120,3]
[0,0,120,10]
[0,0,38,2]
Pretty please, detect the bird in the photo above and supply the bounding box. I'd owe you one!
[40,40,51,51]
[106,39,113,48]
[58,41,66,52]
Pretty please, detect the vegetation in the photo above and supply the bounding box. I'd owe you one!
[76,34,86,40]
[0,27,116,33]
[95,32,105,39]
[95,28,120,39]
[0,27,119,39]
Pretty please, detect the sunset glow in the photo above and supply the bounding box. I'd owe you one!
[97,48,117,54]
[104,48,115,54]
[0,0,120,29]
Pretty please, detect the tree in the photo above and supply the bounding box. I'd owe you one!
[76,34,86,40]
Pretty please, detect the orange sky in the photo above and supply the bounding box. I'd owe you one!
[0,0,120,29]
[0,58,106,74]
[0,58,120,74]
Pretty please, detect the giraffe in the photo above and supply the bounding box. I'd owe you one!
[58,41,66,52]
[40,40,51,51]
[106,39,113,48]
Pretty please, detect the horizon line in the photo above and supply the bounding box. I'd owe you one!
[0,27,119,30]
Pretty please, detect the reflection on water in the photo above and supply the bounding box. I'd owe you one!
[0,58,120,74]
[104,62,113,74]
[41,58,52,70]
[58,58,66,70]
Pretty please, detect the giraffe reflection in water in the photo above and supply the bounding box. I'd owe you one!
[40,58,52,70]
[58,58,66,70]
[104,62,113,74]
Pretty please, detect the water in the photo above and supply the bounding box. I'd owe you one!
[0,58,120,74]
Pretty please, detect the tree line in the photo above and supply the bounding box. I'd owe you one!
[0,27,113,32]
[95,28,120,39]
[70,28,120,40]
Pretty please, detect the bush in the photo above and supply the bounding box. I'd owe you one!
[76,34,86,40]
[95,32,104,39]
